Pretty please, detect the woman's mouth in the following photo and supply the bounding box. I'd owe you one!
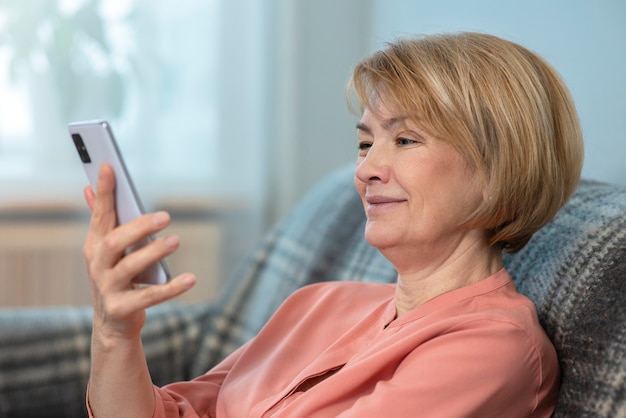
[365,195,406,214]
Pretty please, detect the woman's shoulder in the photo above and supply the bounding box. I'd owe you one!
[268,281,396,329]
[286,281,395,308]
[391,268,551,351]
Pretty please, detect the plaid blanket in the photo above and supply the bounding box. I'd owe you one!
[1,165,625,418]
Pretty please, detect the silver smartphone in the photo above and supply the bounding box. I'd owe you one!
[68,120,171,285]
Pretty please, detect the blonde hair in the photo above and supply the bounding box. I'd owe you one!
[348,32,584,253]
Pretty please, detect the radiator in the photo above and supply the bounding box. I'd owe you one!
[0,221,89,306]
[0,206,222,307]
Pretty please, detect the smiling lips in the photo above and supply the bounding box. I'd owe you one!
[364,195,406,214]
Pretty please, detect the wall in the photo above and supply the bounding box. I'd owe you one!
[261,0,372,226]
[368,0,626,186]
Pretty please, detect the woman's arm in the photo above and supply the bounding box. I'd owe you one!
[147,343,249,417]
[84,164,196,418]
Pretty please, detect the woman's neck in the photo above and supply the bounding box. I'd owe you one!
[391,239,504,317]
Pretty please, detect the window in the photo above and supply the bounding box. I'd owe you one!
[0,0,221,205]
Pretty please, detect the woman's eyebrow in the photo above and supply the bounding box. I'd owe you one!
[355,122,371,134]
[356,117,408,134]
[381,117,407,131]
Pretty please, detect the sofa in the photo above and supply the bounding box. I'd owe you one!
[1,164,625,418]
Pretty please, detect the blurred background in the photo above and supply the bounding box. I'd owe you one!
[0,0,624,306]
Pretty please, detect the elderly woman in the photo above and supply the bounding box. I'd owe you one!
[84,32,583,417]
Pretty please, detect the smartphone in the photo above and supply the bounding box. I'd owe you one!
[68,120,171,285]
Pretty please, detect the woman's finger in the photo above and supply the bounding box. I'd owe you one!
[84,185,96,212]
[84,164,119,270]
[102,273,196,320]
[89,163,118,238]
[135,273,196,309]
[108,234,180,287]
[93,211,171,276]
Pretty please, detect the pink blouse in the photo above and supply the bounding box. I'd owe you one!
[105,269,561,417]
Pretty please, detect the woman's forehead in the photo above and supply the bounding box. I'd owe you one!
[360,102,436,137]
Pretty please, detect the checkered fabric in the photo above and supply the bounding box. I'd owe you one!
[0,164,624,418]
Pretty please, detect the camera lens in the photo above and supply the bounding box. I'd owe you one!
[72,133,92,163]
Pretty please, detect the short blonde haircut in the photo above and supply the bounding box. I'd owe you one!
[348,32,584,253]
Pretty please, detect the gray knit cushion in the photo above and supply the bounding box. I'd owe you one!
[504,180,626,417]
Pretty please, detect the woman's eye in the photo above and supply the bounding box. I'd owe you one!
[397,137,418,146]
[358,141,372,153]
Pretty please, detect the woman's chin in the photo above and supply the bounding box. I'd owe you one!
[364,226,401,251]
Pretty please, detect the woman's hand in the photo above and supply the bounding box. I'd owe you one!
[83,163,196,344]
[84,164,196,417]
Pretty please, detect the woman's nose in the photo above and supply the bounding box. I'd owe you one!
[355,144,390,184]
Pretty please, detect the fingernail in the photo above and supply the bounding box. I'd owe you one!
[152,211,170,226]
[181,274,196,287]
[164,234,180,248]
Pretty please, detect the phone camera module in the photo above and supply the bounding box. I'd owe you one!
[72,133,92,163]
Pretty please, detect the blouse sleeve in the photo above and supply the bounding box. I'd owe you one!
[337,318,558,418]
[151,343,248,418]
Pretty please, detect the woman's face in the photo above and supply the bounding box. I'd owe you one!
[354,101,486,265]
